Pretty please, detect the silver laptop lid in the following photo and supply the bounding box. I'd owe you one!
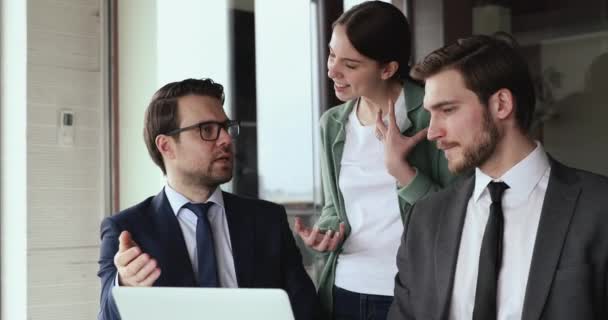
[113,287,295,320]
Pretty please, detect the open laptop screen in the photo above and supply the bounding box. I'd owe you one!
[113,287,295,320]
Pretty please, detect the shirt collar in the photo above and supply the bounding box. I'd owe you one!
[473,141,550,203]
[352,87,412,132]
[393,88,412,132]
[164,184,225,216]
[331,80,423,127]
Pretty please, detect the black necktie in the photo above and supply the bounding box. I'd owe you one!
[184,202,219,287]
[473,181,509,320]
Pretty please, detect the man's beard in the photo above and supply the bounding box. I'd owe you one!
[449,110,499,174]
[195,168,232,189]
[182,160,233,190]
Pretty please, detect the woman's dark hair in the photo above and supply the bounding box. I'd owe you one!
[143,78,225,174]
[333,1,411,81]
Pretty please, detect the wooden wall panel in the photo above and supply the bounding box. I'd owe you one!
[26,0,105,319]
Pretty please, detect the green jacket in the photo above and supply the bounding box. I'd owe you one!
[315,80,453,317]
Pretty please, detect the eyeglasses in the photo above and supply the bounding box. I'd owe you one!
[166,120,240,141]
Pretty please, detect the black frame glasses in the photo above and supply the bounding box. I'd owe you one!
[165,120,240,141]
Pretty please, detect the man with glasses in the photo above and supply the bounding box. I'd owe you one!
[97,78,320,320]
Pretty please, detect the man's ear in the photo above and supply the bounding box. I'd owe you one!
[490,88,515,121]
[380,61,400,80]
[156,134,175,160]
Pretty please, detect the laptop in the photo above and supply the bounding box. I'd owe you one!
[113,287,295,320]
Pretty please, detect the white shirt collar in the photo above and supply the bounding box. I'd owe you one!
[473,141,551,204]
[164,184,225,216]
[393,88,412,132]
[353,87,412,131]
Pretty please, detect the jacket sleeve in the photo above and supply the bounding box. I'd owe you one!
[278,206,322,320]
[97,218,122,320]
[314,112,341,232]
[388,253,416,320]
[397,143,452,206]
[387,205,416,320]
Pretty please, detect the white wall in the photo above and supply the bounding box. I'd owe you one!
[1,1,28,319]
[156,0,232,115]
[118,0,234,209]
[118,0,161,209]
[2,0,106,319]
[344,0,392,11]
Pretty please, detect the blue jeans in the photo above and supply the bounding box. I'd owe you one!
[333,286,393,320]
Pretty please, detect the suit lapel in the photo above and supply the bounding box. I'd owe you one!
[223,192,255,287]
[436,175,475,319]
[522,160,580,320]
[151,191,197,287]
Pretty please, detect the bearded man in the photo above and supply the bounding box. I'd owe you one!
[97,78,320,320]
[388,34,608,320]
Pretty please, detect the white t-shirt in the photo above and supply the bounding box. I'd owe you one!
[334,90,409,296]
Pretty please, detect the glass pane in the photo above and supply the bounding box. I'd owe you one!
[254,0,316,208]
[471,0,608,176]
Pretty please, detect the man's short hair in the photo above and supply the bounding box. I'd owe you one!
[410,33,536,132]
[143,78,225,174]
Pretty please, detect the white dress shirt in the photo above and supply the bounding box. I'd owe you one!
[164,184,238,287]
[449,142,551,320]
[334,89,409,295]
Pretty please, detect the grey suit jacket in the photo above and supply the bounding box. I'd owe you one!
[388,157,608,320]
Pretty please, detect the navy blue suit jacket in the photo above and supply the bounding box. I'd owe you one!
[97,190,320,320]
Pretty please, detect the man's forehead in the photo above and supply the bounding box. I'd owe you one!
[426,69,466,88]
[177,96,227,122]
[178,95,224,111]
[178,94,222,106]
[423,70,471,106]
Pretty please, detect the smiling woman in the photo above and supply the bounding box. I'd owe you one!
[293,2,454,319]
